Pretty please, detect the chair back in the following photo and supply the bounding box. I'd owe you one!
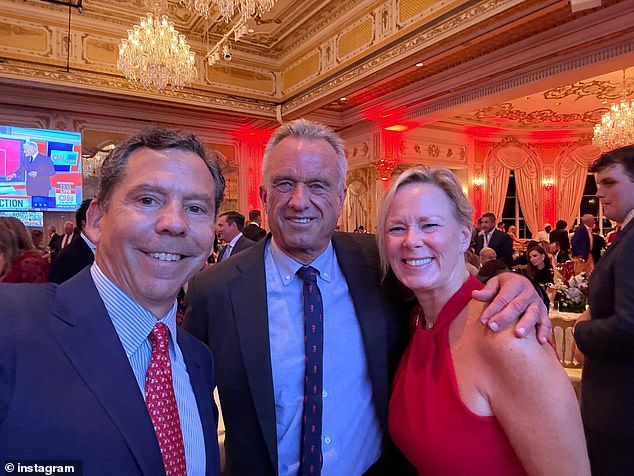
[550,315,582,368]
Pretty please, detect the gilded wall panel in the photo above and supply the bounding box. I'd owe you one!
[399,0,440,24]
[0,21,49,54]
[282,52,320,92]
[84,37,118,66]
[208,65,275,94]
[337,18,373,61]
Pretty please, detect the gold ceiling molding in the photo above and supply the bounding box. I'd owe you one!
[473,103,607,126]
[545,79,634,101]
[0,62,277,117]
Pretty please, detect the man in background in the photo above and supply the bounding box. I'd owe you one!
[242,209,267,242]
[46,224,62,261]
[475,212,514,267]
[59,220,76,251]
[50,199,95,284]
[216,210,256,262]
[0,128,223,475]
[574,144,634,475]
[549,240,570,264]
[185,119,550,476]
[7,140,56,197]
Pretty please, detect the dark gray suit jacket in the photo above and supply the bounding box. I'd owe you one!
[184,233,411,475]
[0,268,221,475]
[575,218,634,475]
[217,235,256,262]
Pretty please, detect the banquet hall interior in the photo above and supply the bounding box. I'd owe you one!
[0,0,632,236]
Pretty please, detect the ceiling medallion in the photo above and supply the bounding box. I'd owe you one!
[118,1,197,91]
[592,73,634,152]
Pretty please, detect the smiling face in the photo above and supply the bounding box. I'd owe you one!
[259,136,346,264]
[85,147,216,317]
[595,163,634,222]
[385,182,471,303]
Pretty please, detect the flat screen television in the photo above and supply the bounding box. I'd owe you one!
[0,126,82,212]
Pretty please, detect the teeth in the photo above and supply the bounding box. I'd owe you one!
[404,258,432,266]
[149,252,182,262]
[290,218,311,224]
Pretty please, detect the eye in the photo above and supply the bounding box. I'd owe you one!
[139,196,157,206]
[308,182,326,191]
[422,223,438,229]
[274,181,294,193]
[388,225,405,234]
[187,204,205,214]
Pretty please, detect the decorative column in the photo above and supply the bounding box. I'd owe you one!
[542,167,555,226]
[235,130,270,220]
[373,130,401,211]
[471,166,484,221]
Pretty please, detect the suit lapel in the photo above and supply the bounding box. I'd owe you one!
[49,269,164,474]
[332,234,390,426]
[228,240,278,469]
[178,330,218,476]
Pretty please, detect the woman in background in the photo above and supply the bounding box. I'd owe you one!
[378,166,588,476]
[0,217,50,283]
[526,244,554,286]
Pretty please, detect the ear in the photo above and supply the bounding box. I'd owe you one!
[459,225,471,252]
[338,186,347,210]
[259,184,268,208]
[84,199,104,245]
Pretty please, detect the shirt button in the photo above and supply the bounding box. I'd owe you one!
[322,391,328,398]
[324,437,331,444]
[323,272,329,278]
[284,275,291,281]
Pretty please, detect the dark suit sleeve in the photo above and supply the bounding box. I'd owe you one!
[498,233,514,267]
[575,234,634,358]
[183,273,211,346]
[39,154,56,177]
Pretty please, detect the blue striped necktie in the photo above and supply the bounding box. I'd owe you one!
[296,266,323,475]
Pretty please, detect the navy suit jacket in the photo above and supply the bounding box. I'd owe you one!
[50,235,95,284]
[575,219,634,475]
[217,235,255,262]
[0,268,220,475]
[571,225,591,260]
[184,233,411,476]
[475,229,514,267]
[13,152,55,197]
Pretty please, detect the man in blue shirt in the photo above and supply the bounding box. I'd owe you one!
[185,119,550,476]
[0,129,224,475]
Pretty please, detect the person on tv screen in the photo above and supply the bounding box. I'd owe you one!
[7,140,55,197]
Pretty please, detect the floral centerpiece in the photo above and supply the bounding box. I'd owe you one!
[549,272,589,313]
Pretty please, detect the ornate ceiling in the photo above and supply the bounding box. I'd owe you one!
[0,0,632,137]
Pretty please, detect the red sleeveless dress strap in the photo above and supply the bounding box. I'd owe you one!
[388,275,527,475]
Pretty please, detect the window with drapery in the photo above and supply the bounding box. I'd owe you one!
[501,172,528,239]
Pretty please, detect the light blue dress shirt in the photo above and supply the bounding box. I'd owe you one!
[265,239,382,476]
[91,264,206,476]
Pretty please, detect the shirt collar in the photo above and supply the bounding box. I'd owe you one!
[90,263,178,359]
[80,232,96,253]
[267,237,335,287]
[228,232,243,248]
[622,208,634,229]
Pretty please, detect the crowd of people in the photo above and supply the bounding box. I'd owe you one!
[1,120,632,476]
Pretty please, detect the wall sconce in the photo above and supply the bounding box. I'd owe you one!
[473,176,485,190]
[542,176,554,190]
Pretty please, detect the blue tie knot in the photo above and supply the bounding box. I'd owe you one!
[297,266,318,283]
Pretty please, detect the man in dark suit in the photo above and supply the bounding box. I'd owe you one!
[242,209,267,242]
[574,145,634,476]
[185,119,549,476]
[0,129,223,475]
[7,140,56,197]
[216,210,256,262]
[51,199,95,284]
[549,219,570,251]
[590,232,606,265]
[474,212,514,267]
[571,214,595,261]
[548,240,570,264]
[46,224,62,261]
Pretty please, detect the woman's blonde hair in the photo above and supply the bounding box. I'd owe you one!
[0,216,35,270]
[376,166,474,277]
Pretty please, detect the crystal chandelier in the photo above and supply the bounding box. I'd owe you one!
[592,72,634,152]
[215,0,276,22]
[180,0,212,19]
[118,3,197,90]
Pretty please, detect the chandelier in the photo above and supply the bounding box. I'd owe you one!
[118,3,197,90]
[180,0,212,19]
[592,72,634,152]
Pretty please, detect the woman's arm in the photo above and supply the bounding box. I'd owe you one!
[478,325,590,476]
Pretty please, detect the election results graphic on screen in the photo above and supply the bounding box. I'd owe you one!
[0,126,82,212]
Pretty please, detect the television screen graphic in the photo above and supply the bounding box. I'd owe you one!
[0,126,82,212]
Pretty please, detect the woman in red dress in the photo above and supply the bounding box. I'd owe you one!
[0,216,50,283]
[377,167,588,475]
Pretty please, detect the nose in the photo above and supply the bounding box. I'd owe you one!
[288,183,310,210]
[403,226,422,248]
[156,200,187,236]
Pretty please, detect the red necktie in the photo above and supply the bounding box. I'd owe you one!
[297,266,323,475]
[145,323,187,476]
